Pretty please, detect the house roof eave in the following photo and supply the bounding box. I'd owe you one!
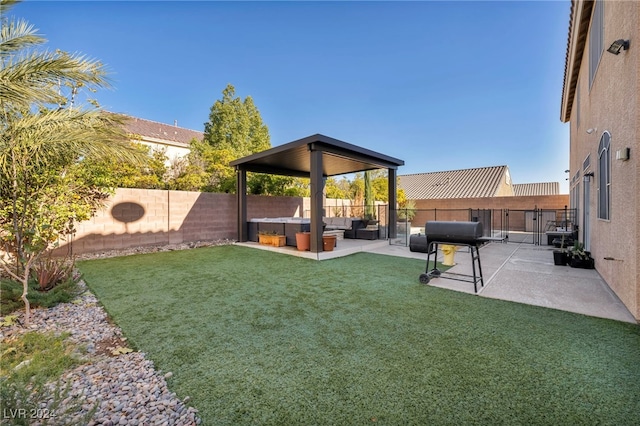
[560,0,594,123]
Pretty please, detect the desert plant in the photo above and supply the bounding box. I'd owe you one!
[31,252,74,291]
[397,199,417,222]
[570,242,590,260]
[554,234,568,251]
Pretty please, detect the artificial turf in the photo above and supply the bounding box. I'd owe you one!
[78,245,640,425]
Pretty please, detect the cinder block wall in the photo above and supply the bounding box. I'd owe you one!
[60,188,304,255]
[247,194,304,219]
[59,190,569,256]
[411,195,570,228]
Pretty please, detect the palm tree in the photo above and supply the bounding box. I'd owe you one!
[0,0,145,324]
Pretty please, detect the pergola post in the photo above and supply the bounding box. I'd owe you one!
[309,146,324,253]
[236,167,247,242]
[388,168,398,239]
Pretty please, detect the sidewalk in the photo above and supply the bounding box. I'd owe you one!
[370,242,637,324]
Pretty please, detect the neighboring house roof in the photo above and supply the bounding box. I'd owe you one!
[123,115,204,147]
[399,166,510,199]
[560,0,593,122]
[513,182,560,197]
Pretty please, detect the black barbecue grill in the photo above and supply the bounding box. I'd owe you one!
[419,221,494,293]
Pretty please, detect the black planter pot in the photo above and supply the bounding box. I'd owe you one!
[569,257,595,269]
[553,250,569,266]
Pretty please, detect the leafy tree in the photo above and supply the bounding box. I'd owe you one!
[203,84,270,156]
[77,142,168,189]
[188,84,313,196]
[247,174,310,196]
[349,170,389,202]
[397,187,408,205]
[325,176,350,199]
[364,170,375,219]
[0,0,145,324]
[170,139,237,192]
[283,178,310,197]
[371,169,390,202]
[199,84,265,192]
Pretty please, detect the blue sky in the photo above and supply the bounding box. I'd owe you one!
[17,0,571,192]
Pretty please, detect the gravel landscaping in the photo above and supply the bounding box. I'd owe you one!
[1,241,233,425]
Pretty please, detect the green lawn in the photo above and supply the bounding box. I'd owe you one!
[78,245,640,425]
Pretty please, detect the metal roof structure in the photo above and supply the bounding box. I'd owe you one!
[513,182,560,197]
[231,134,405,254]
[399,166,510,199]
[230,134,404,178]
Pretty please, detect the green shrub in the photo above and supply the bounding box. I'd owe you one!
[0,277,82,316]
[0,332,78,384]
[0,378,96,426]
[0,332,95,425]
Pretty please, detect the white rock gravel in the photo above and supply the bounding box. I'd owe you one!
[0,241,233,425]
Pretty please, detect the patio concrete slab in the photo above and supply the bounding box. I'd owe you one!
[372,242,637,324]
[236,239,388,261]
[238,239,637,324]
[479,245,636,323]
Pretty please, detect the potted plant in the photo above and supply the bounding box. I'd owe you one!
[322,234,337,251]
[397,200,416,222]
[552,234,570,266]
[569,242,595,269]
[295,232,311,251]
[397,200,416,233]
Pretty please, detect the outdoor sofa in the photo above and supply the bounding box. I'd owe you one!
[323,217,368,239]
[323,217,380,240]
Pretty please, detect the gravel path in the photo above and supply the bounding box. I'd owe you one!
[0,242,230,425]
[1,286,202,425]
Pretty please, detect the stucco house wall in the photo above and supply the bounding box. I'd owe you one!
[136,137,191,164]
[561,0,639,320]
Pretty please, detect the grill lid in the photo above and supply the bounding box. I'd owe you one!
[425,221,483,244]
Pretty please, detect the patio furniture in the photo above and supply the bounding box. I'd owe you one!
[323,229,345,240]
[545,230,576,246]
[323,217,366,239]
[356,227,379,240]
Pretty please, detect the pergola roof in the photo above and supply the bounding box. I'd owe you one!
[229,134,404,177]
[232,134,404,255]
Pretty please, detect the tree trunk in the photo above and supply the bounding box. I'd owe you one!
[1,255,35,326]
[20,272,31,325]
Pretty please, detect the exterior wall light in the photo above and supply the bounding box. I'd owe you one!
[607,39,630,55]
[616,148,630,161]
[586,128,597,134]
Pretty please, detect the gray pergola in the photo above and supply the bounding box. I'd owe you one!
[230,134,405,253]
